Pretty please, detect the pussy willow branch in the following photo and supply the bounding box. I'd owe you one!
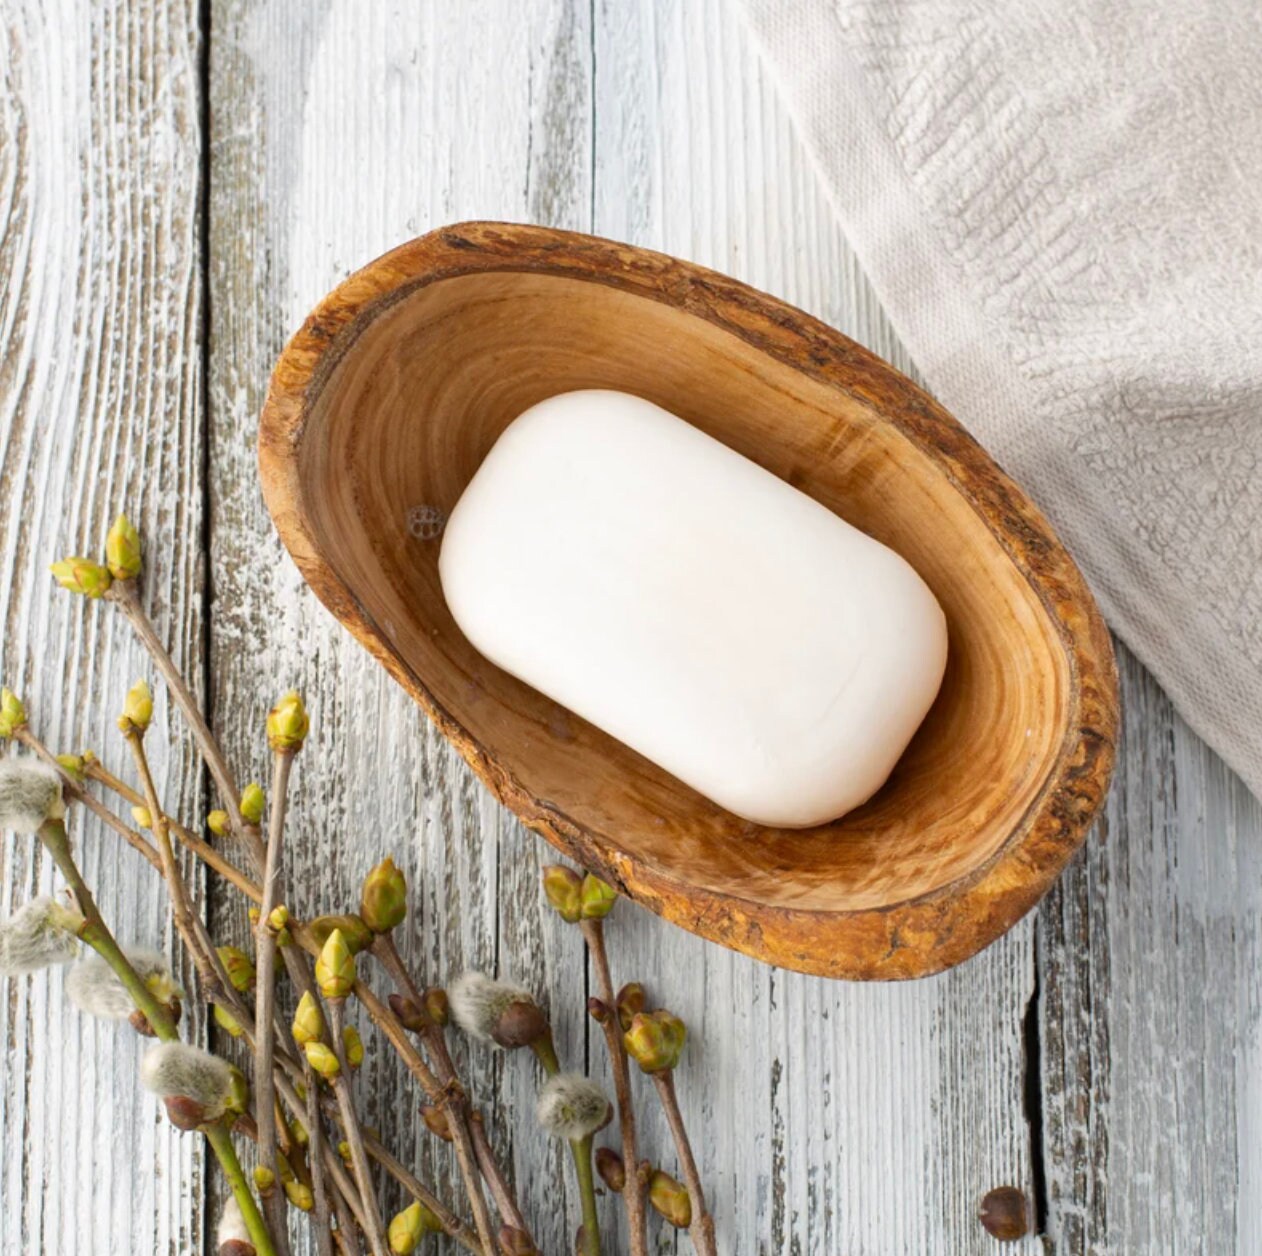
[651,1072,716,1256]
[36,816,278,1256]
[107,579,264,868]
[255,749,295,1247]
[581,918,647,1256]
[369,933,530,1239]
[325,997,387,1256]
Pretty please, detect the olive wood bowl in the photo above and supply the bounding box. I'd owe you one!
[259,222,1118,980]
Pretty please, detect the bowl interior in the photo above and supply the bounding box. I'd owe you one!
[298,270,1070,913]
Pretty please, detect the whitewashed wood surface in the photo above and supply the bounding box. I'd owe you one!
[1,2,1259,1253]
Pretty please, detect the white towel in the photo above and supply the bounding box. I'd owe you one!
[738,0,1262,799]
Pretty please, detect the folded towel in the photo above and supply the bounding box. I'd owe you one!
[739,0,1262,799]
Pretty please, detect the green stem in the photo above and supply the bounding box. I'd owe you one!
[530,1030,561,1076]
[205,1120,282,1256]
[570,1134,602,1256]
[37,818,278,1256]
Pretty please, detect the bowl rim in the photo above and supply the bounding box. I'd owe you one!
[259,220,1118,980]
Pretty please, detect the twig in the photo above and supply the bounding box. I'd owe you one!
[325,997,388,1256]
[581,919,648,1255]
[370,934,527,1240]
[255,750,295,1246]
[107,578,267,874]
[36,816,277,1256]
[651,1072,716,1256]
[302,1056,336,1256]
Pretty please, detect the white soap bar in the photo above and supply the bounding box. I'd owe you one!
[439,390,947,828]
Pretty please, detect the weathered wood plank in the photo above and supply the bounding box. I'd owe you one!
[0,2,207,1253]
[208,3,595,1251]
[1038,644,1262,1254]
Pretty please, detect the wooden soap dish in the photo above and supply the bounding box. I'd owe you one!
[259,222,1118,980]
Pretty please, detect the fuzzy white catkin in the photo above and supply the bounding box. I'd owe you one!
[0,760,64,834]
[216,1196,255,1254]
[66,948,175,1020]
[536,1072,611,1141]
[447,970,536,1043]
[0,896,79,975]
[140,1042,233,1114]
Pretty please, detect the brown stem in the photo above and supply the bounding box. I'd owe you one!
[255,750,294,1243]
[326,997,387,1256]
[370,935,527,1241]
[82,755,261,901]
[651,1072,716,1256]
[107,579,266,872]
[581,920,648,1256]
[302,1060,336,1256]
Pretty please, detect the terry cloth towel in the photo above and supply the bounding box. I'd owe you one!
[738,0,1262,799]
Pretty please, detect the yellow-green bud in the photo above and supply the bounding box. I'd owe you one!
[615,982,646,1032]
[541,865,583,923]
[206,809,230,837]
[105,514,142,580]
[649,1170,691,1227]
[224,1066,250,1116]
[289,1116,309,1148]
[388,1200,441,1253]
[304,1040,340,1079]
[283,1179,314,1212]
[50,556,112,598]
[213,1003,244,1038]
[315,928,355,1000]
[131,805,153,830]
[337,1140,352,1164]
[580,873,617,919]
[623,1009,686,1074]
[267,690,309,753]
[118,679,153,735]
[265,904,291,945]
[253,1165,277,1195]
[0,689,27,739]
[216,945,255,993]
[238,782,265,825]
[342,1024,364,1069]
[361,856,407,933]
[292,991,324,1046]
[55,753,86,782]
[307,913,374,956]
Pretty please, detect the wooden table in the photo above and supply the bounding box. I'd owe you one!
[1,3,1258,1252]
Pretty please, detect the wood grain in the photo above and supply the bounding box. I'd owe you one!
[0,2,208,1253]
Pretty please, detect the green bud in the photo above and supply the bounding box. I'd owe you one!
[360,856,407,933]
[595,1146,626,1192]
[224,1066,250,1117]
[213,1003,244,1038]
[541,864,583,923]
[238,782,265,825]
[55,753,86,782]
[315,928,355,999]
[284,1179,314,1212]
[580,874,617,920]
[615,982,646,1032]
[623,1009,686,1074]
[253,1165,276,1195]
[216,945,255,993]
[289,1116,309,1148]
[304,1040,341,1079]
[649,1169,691,1227]
[337,1140,352,1163]
[291,992,324,1047]
[50,556,112,598]
[105,514,142,580]
[267,690,309,753]
[342,1024,364,1069]
[206,809,230,837]
[131,805,153,830]
[0,688,27,738]
[118,679,153,735]
[388,1200,441,1253]
[307,913,374,955]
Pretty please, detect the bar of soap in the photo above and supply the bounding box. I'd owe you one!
[439,390,948,828]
